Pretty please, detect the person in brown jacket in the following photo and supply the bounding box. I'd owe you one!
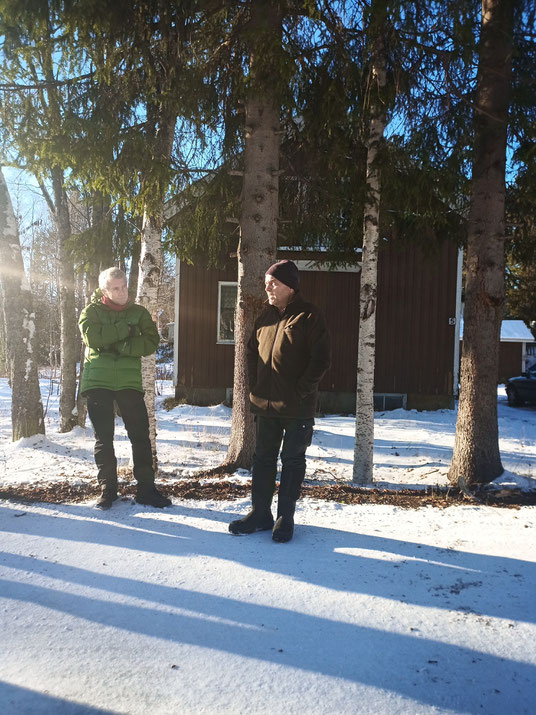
[229,260,330,542]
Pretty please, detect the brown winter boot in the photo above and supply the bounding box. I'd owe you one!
[95,487,118,510]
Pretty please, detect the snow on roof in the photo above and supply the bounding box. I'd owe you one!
[460,318,535,342]
[500,320,535,341]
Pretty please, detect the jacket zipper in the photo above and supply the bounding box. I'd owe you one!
[268,312,285,409]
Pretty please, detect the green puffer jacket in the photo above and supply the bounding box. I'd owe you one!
[79,289,160,394]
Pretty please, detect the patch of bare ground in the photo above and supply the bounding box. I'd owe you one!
[0,476,534,509]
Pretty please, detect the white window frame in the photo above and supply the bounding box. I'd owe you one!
[217,281,238,344]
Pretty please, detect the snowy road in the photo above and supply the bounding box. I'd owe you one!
[1,498,535,714]
[1,378,535,712]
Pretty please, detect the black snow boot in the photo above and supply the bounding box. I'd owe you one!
[272,495,296,543]
[229,467,275,535]
[95,487,118,510]
[135,485,172,508]
[229,506,274,535]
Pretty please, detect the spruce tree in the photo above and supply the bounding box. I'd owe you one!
[449,0,514,486]
[0,1,84,431]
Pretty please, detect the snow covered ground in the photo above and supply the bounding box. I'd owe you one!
[1,378,535,714]
[1,379,534,492]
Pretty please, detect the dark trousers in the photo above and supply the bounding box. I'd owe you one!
[85,389,154,489]
[251,415,314,505]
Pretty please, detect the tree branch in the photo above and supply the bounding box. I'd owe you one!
[0,73,94,91]
[38,180,56,216]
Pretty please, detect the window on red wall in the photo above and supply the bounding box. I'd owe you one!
[217,282,237,343]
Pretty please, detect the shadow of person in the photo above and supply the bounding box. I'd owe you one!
[1,501,534,626]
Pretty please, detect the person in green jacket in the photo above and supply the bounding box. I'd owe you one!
[229,259,330,542]
[79,267,171,510]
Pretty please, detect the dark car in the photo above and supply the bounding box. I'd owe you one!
[506,362,536,406]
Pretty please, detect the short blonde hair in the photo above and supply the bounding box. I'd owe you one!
[98,267,127,290]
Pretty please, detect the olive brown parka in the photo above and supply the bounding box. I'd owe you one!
[247,293,330,418]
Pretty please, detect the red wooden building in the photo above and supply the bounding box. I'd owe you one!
[172,239,463,412]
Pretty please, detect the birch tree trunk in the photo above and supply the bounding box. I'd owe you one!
[0,292,6,375]
[137,112,176,472]
[223,0,281,470]
[448,0,513,487]
[353,28,388,485]
[75,270,87,428]
[0,169,45,440]
[137,210,164,471]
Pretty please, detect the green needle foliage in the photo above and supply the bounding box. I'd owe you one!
[165,1,482,266]
[1,1,534,278]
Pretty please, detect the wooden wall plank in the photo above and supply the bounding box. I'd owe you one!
[177,240,459,398]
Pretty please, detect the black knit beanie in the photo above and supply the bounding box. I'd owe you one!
[265,260,300,291]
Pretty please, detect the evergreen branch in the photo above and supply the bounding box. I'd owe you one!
[206,6,248,68]
[0,73,94,91]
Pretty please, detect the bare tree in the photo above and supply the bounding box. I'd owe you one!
[0,169,45,440]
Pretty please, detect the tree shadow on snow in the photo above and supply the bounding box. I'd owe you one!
[1,502,535,712]
[1,502,534,628]
[0,550,533,713]
[0,681,117,714]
